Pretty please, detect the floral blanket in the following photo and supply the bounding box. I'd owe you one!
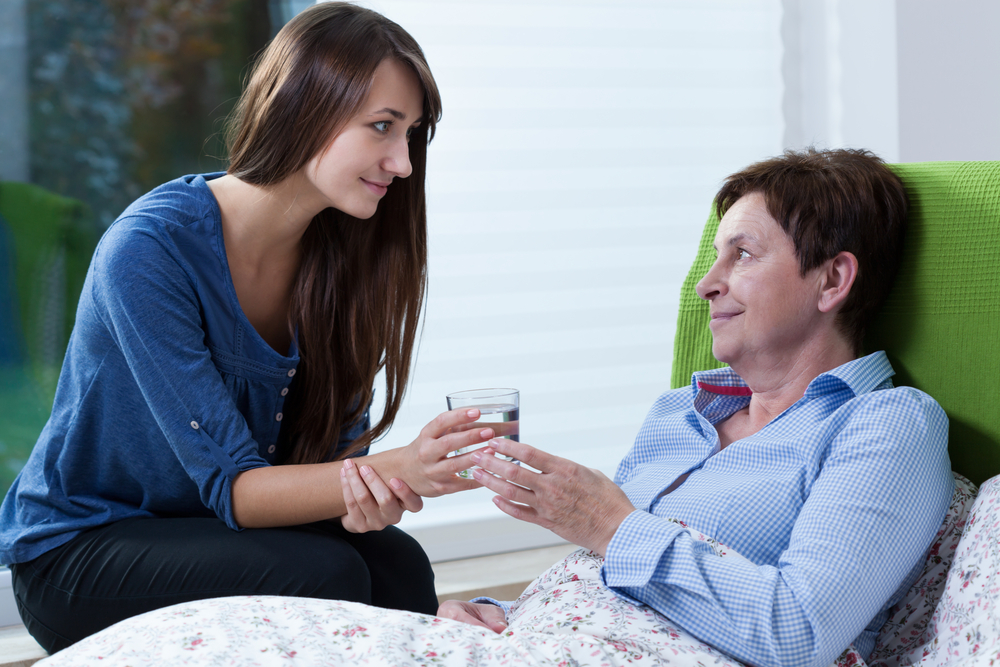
[38,473,994,667]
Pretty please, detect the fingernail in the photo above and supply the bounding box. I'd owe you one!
[344,459,354,469]
[340,467,346,477]
[471,451,482,463]
[361,465,372,475]
[472,469,483,481]
[390,478,402,489]
[466,409,479,418]
[479,429,492,439]
[489,438,503,447]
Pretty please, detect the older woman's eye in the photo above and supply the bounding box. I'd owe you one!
[373,121,392,133]
[738,249,751,260]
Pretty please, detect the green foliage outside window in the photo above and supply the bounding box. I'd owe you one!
[0,0,272,497]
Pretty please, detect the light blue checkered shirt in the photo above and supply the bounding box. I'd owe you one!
[476,352,951,666]
[603,351,952,667]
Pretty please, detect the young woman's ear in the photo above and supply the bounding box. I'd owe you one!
[817,251,858,314]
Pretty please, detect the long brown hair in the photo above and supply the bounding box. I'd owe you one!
[225,2,441,463]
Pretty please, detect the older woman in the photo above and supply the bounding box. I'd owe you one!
[442,148,953,666]
[34,149,953,667]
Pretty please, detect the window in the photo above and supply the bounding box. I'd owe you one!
[359,0,783,559]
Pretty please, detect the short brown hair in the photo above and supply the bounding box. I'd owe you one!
[714,148,908,353]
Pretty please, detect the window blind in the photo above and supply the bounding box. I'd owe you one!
[356,0,784,559]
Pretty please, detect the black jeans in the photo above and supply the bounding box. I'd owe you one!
[10,517,437,654]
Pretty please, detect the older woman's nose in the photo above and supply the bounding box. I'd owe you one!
[696,261,725,301]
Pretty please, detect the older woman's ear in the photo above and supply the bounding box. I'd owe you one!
[817,251,859,314]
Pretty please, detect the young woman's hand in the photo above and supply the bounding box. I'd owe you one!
[437,600,508,633]
[339,458,423,533]
[396,408,496,497]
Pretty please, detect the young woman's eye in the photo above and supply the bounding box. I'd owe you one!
[373,120,392,133]
[405,126,414,140]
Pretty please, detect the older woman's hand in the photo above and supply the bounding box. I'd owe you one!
[470,439,636,556]
[437,600,508,633]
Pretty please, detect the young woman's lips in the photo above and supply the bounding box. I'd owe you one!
[362,179,390,197]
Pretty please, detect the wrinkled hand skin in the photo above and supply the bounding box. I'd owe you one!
[437,600,508,633]
[471,439,636,556]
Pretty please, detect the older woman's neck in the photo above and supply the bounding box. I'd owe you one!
[731,333,856,436]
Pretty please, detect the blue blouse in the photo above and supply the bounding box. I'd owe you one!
[0,173,368,565]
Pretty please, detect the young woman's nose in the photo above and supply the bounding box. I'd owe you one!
[383,136,412,179]
[695,259,726,301]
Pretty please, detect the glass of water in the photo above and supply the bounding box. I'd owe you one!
[446,388,519,479]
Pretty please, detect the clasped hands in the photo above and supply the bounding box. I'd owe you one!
[339,407,490,533]
[341,409,636,552]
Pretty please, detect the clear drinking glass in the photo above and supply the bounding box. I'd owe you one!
[446,388,519,479]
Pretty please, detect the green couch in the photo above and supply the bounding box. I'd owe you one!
[671,161,1000,486]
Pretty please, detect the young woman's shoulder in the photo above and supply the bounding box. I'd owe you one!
[110,172,222,237]
[96,173,224,270]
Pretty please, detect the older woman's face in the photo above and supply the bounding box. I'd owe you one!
[696,192,825,367]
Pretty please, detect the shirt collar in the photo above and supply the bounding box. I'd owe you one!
[690,350,895,400]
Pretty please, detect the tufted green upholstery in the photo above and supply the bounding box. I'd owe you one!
[671,161,1000,485]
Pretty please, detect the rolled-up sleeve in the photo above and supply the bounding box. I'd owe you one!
[91,221,268,529]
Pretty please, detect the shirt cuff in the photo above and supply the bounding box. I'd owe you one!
[469,597,512,617]
[602,510,685,591]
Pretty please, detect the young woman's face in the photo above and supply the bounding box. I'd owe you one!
[303,59,425,219]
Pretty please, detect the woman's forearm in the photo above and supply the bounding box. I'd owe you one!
[230,408,492,528]
[230,448,405,528]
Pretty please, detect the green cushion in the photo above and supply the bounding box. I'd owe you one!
[671,161,1000,485]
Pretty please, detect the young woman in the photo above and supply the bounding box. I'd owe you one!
[0,3,491,654]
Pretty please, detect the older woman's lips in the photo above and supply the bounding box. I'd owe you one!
[362,179,390,197]
[710,312,741,326]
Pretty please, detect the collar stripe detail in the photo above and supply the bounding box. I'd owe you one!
[697,382,752,397]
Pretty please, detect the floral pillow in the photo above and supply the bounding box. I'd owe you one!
[868,471,979,665]
[870,472,1000,667]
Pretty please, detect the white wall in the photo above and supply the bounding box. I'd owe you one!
[782,0,900,160]
[782,0,1000,163]
[897,0,1000,162]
